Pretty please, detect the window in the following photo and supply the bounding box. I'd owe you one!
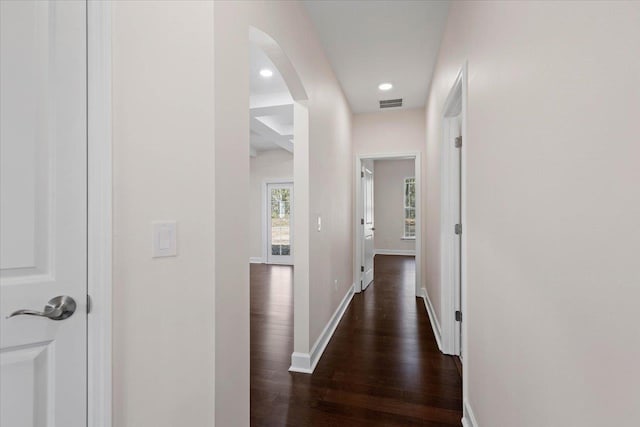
[404,177,416,238]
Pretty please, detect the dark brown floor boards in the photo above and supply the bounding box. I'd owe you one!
[250,255,463,426]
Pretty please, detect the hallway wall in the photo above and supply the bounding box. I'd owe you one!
[425,2,640,426]
[214,1,353,423]
[249,149,294,261]
[373,159,416,254]
[111,2,215,426]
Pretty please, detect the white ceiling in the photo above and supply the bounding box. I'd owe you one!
[303,0,450,113]
[249,45,294,155]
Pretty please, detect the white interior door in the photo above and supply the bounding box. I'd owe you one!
[267,183,293,265]
[362,160,375,289]
[0,1,87,425]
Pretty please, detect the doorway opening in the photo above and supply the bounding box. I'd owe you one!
[354,153,422,297]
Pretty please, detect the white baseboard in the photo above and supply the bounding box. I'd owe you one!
[249,257,264,264]
[289,284,355,374]
[374,249,416,256]
[421,287,443,352]
[462,400,479,427]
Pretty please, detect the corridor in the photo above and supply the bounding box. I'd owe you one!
[250,256,463,426]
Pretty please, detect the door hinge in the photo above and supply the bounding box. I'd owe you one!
[87,294,92,314]
[455,136,462,148]
[454,223,462,235]
[455,310,462,322]
[361,171,365,178]
[361,266,364,272]
[361,218,364,225]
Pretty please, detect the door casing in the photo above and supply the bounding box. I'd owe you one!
[87,2,113,426]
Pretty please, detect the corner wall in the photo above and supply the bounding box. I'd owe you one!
[425,2,640,425]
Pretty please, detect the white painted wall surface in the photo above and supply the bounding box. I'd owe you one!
[111,2,215,426]
[373,159,416,253]
[250,149,294,260]
[425,2,640,425]
[214,1,352,422]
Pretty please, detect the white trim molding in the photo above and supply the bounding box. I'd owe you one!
[87,2,112,427]
[462,400,479,427]
[374,249,416,256]
[249,257,264,264]
[421,288,443,352]
[289,284,355,373]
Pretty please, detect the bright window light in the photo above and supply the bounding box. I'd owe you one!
[260,69,273,78]
[378,82,393,91]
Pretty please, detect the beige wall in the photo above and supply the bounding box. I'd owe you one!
[249,149,294,260]
[214,1,353,422]
[425,2,640,425]
[111,2,215,426]
[373,159,416,253]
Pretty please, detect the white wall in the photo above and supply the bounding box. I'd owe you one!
[373,159,415,253]
[214,1,353,422]
[111,2,215,426]
[425,2,640,425]
[249,149,294,260]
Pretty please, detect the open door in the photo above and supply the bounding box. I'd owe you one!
[0,1,88,425]
[361,160,375,289]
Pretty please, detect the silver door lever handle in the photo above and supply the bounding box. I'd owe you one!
[6,295,76,321]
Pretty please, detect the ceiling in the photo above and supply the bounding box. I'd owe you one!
[249,45,293,155]
[303,0,450,113]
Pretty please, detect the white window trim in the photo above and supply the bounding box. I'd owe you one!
[403,176,416,239]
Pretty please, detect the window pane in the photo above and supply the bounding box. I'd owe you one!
[404,178,416,237]
[271,188,291,256]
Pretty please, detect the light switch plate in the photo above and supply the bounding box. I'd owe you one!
[152,221,177,257]
[317,216,322,232]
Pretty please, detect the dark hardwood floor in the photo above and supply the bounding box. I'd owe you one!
[250,255,463,426]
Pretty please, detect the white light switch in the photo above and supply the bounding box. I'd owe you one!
[317,216,322,232]
[152,221,177,257]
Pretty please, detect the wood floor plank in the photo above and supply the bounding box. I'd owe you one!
[250,256,463,426]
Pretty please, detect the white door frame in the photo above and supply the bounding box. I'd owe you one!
[440,63,468,358]
[87,2,112,426]
[353,152,422,297]
[263,179,294,265]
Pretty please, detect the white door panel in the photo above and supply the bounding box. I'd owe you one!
[1,1,87,425]
[362,161,374,289]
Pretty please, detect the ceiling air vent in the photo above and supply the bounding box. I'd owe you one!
[379,98,403,109]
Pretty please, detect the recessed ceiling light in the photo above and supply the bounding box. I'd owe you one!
[378,82,393,91]
[260,69,273,78]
